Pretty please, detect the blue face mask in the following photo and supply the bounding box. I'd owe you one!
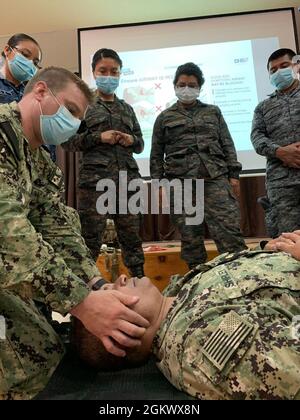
[95,76,120,94]
[270,67,295,91]
[39,93,81,146]
[8,52,37,82]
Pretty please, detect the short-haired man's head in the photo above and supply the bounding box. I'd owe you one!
[24,66,94,104]
[1,33,41,59]
[92,48,123,72]
[72,318,150,371]
[267,48,296,70]
[173,62,205,88]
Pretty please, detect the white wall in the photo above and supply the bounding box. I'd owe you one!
[0,30,78,72]
[0,8,299,73]
[294,7,300,49]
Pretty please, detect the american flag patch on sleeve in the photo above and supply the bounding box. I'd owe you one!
[202,311,255,371]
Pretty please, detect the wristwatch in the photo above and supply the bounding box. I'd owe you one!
[91,278,107,291]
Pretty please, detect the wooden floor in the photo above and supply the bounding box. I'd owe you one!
[96,237,268,291]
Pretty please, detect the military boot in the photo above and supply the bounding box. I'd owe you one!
[128,265,145,278]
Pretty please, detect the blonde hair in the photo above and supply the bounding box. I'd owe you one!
[24,66,94,103]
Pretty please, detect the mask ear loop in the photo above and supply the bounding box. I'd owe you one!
[47,87,62,107]
[38,101,43,117]
[40,87,62,117]
[83,105,90,119]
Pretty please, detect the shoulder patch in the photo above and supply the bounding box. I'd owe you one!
[202,311,255,371]
[51,167,63,188]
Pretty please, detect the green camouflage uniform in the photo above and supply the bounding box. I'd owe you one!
[62,96,145,272]
[150,100,246,267]
[0,102,100,399]
[153,249,300,400]
[251,83,300,234]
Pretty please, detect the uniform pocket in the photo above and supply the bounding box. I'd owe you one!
[201,115,219,135]
[266,163,289,181]
[86,114,110,131]
[164,119,186,142]
[79,159,111,187]
[164,154,187,177]
[209,143,225,158]
[121,115,134,132]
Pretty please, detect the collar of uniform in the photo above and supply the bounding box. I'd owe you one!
[0,101,22,122]
[0,72,24,90]
[97,93,118,105]
[269,79,300,98]
[7,101,27,145]
[152,295,179,353]
[175,99,204,115]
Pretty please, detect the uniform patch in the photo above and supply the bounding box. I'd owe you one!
[202,311,254,371]
[0,315,6,340]
[51,168,63,188]
[216,267,235,288]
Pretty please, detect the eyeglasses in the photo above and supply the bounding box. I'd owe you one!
[10,46,42,69]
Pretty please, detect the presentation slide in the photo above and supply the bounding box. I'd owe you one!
[87,38,279,160]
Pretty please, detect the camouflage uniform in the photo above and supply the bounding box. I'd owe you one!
[150,100,246,267]
[62,96,145,273]
[251,83,300,234]
[257,196,278,238]
[153,249,300,400]
[0,102,100,399]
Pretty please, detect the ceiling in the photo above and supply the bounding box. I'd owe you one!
[1,0,299,36]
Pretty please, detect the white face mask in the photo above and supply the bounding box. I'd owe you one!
[175,86,200,103]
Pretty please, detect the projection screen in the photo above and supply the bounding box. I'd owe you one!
[78,8,298,177]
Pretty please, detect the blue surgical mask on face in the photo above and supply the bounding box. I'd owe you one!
[39,91,81,146]
[270,67,295,91]
[95,76,120,94]
[8,51,37,82]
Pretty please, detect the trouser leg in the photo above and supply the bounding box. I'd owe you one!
[0,291,64,400]
[205,178,246,254]
[169,186,207,267]
[77,187,107,260]
[268,185,300,235]
[114,213,145,277]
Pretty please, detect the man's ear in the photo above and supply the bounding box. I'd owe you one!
[3,45,12,58]
[32,81,48,102]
